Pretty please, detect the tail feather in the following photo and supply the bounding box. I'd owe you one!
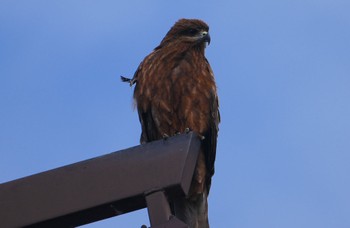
[173,191,209,228]
[120,75,136,86]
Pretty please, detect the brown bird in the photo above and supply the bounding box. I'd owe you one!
[121,18,219,228]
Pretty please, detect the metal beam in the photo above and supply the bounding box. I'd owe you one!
[0,132,200,227]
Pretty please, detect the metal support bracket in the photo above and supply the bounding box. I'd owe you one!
[145,190,188,228]
[146,190,172,226]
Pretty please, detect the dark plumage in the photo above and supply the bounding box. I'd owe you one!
[122,18,220,228]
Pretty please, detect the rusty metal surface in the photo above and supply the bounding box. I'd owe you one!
[0,132,200,228]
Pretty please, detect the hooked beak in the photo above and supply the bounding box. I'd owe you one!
[200,31,211,46]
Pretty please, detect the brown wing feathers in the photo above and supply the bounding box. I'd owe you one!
[121,19,219,228]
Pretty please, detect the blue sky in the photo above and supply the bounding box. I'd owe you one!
[1,1,349,227]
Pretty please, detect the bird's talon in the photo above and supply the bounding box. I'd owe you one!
[163,133,169,140]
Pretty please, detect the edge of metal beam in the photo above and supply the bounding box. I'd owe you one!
[0,132,200,227]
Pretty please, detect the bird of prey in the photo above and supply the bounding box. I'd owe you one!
[121,18,220,228]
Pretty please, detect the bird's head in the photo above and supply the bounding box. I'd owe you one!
[158,19,211,49]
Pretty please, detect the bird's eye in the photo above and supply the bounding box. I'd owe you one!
[187,29,198,36]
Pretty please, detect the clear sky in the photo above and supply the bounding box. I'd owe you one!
[1,1,349,227]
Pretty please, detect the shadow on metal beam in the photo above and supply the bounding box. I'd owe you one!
[0,132,201,228]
